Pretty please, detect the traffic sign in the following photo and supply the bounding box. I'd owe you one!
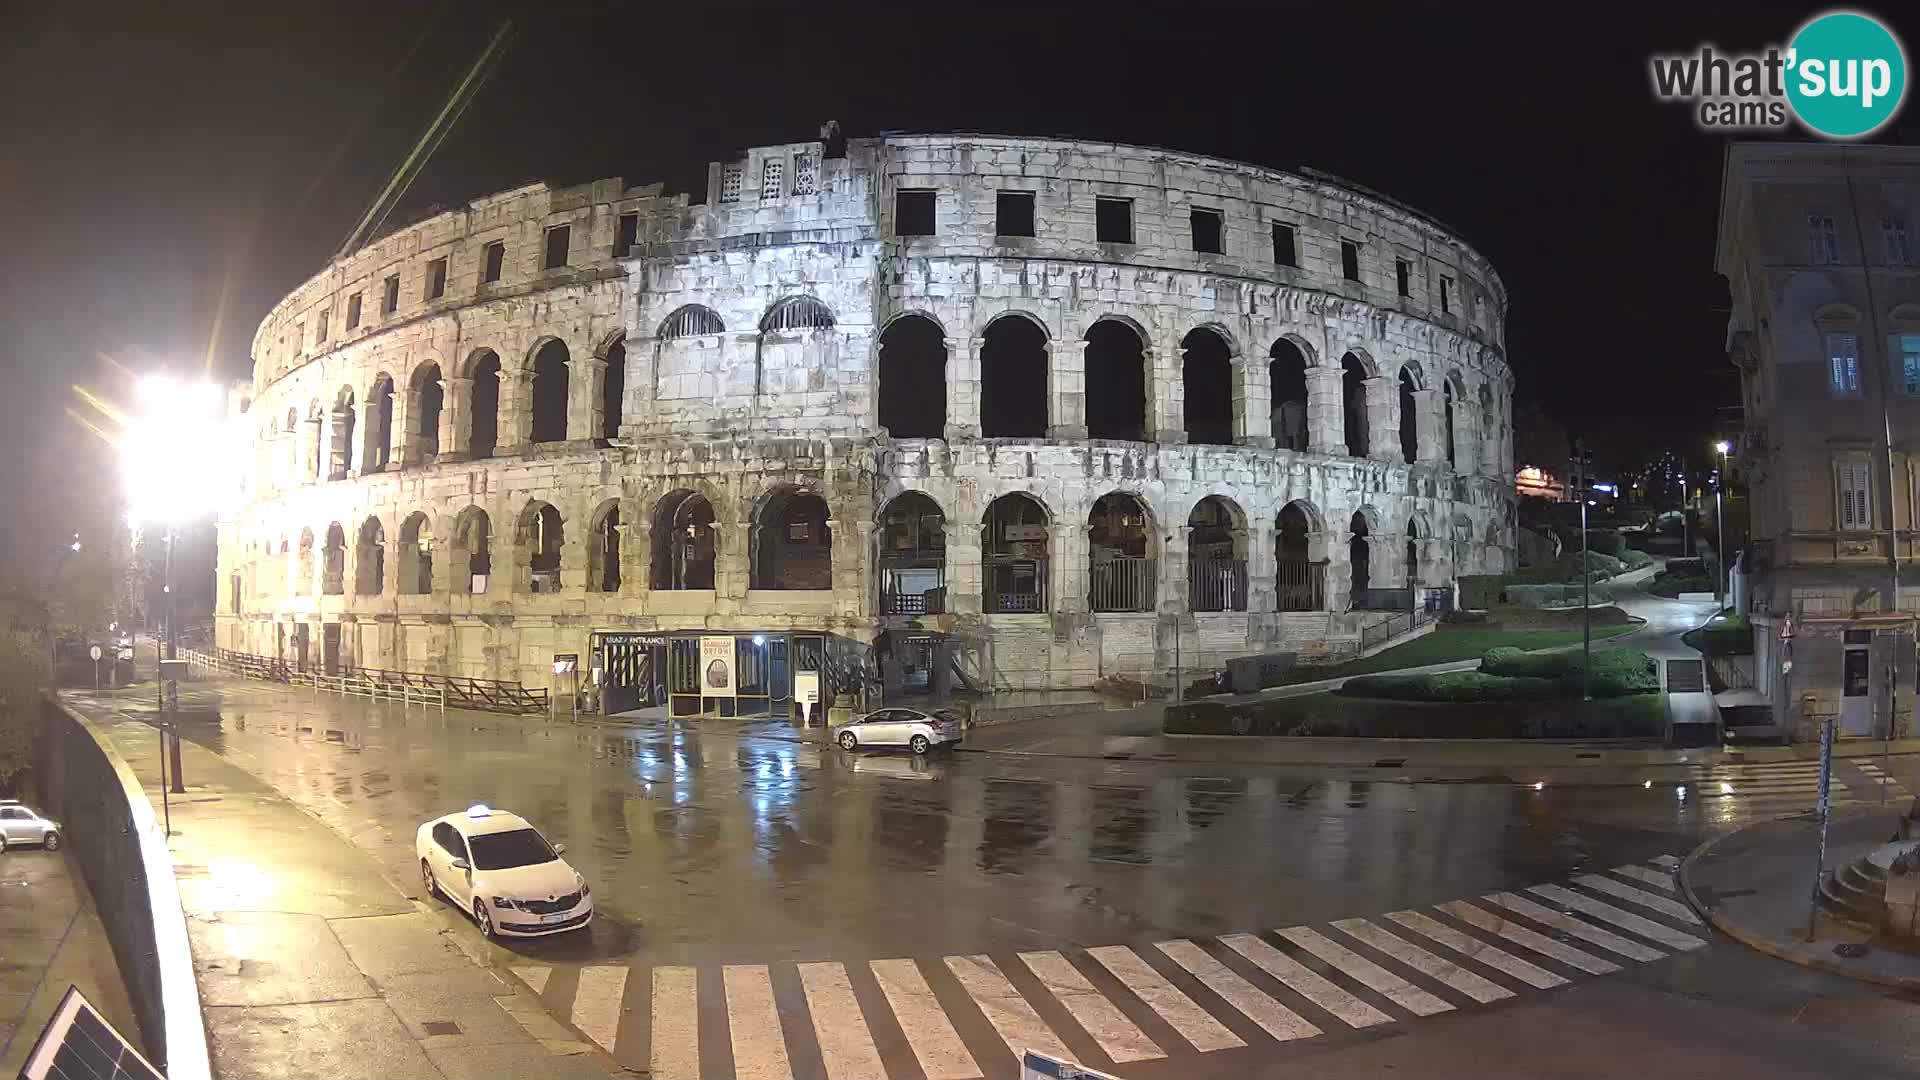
[89,645,102,661]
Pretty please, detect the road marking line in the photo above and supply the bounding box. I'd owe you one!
[1330,919,1513,1004]
[869,959,981,1080]
[514,964,552,994]
[1649,854,1681,868]
[1217,933,1394,1028]
[1439,900,1621,974]
[650,966,700,1080]
[797,962,886,1080]
[1609,865,1677,891]
[1527,885,1708,951]
[1018,951,1163,1063]
[1572,874,1702,925]
[1276,927,1455,1016]
[724,964,794,1080]
[572,966,627,1054]
[1484,892,1665,961]
[1384,910,1568,989]
[1154,939,1320,1042]
[945,954,1073,1063]
[1086,945,1243,1052]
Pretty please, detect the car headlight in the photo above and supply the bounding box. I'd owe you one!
[491,896,517,910]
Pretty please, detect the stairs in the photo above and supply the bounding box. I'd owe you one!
[1819,853,1889,925]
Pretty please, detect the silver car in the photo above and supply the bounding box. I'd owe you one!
[0,801,62,851]
[832,707,964,755]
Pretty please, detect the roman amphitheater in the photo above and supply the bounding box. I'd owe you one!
[214,131,1516,717]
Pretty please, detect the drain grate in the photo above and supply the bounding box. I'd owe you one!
[1834,942,1870,959]
[1576,752,1602,759]
[1372,758,1406,768]
[422,1021,462,1037]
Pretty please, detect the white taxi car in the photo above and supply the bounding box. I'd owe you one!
[416,805,592,938]
[831,706,964,755]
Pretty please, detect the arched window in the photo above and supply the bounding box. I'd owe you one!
[1269,339,1309,451]
[452,507,491,594]
[521,502,564,593]
[1398,368,1419,463]
[329,389,356,480]
[752,488,831,590]
[650,491,715,590]
[1085,320,1147,441]
[1276,501,1325,611]
[1187,496,1247,612]
[659,305,724,339]
[1181,328,1234,446]
[531,341,569,444]
[367,374,395,470]
[1348,511,1371,600]
[877,315,947,439]
[467,350,501,458]
[322,522,346,594]
[296,527,315,596]
[398,513,433,595]
[355,517,385,595]
[601,338,625,440]
[1444,378,1458,468]
[1478,384,1498,473]
[761,296,835,333]
[589,501,622,592]
[1341,353,1369,457]
[412,364,443,459]
[1088,492,1155,612]
[878,492,946,614]
[983,494,1049,613]
[980,315,1047,437]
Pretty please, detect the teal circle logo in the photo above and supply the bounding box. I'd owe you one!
[1786,11,1907,138]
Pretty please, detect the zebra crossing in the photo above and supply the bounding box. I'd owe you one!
[510,855,1709,1078]
[1674,757,1913,821]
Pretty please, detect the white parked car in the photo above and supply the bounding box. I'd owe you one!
[0,800,61,851]
[832,707,964,755]
[415,805,592,938]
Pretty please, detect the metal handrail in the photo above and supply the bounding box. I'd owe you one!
[196,647,537,714]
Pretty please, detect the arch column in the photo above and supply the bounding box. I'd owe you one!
[1247,517,1278,613]
[497,366,531,452]
[1160,524,1192,615]
[625,337,659,433]
[1305,366,1345,455]
[1233,355,1273,447]
[622,517,650,598]
[426,523,454,596]
[1365,376,1399,464]
[569,354,608,443]
[1452,399,1479,471]
[437,376,467,462]
[714,512,749,602]
[1411,388,1443,464]
[1051,522,1086,614]
[943,521,982,617]
[304,415,326,481]
[1047,340,1087,440]
[944,336,981,441]
[1152,341,1186,445]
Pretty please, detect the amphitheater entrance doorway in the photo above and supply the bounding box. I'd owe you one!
[290,622,309,672]
[322,623,341,675]
[594,632,668,715]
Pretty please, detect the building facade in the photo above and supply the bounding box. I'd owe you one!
[214,133,1516,713]
[1718,142,1920,741]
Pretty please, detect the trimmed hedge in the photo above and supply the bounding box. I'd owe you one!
[1620,549,1654,570]
[1480,646,1660,695]
[1341,671,1562,702]
[1458,574,1505,610]
[1164,693,1667,739]
[1650,568,1714,598]
[1505,582,1614,608]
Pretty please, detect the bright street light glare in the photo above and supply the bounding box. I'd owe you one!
[1714,440,1731,455]
[122,374,232,526]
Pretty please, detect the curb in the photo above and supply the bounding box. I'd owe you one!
[1677,810,1920,992]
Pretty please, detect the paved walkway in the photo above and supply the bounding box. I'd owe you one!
[0,844,142,1076]
[63,695,613,1080]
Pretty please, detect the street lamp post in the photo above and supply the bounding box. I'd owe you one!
[1714,441,1731,612]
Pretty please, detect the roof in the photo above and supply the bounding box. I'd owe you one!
[445,807,533,836]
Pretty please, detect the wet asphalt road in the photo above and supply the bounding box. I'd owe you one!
[82,680,1920,1078]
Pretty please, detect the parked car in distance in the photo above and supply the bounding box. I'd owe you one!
[0,800,62,851]
[832,707,964,755]
[415,805,592,938]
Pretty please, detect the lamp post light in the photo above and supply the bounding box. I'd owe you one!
[1714,441,1731,612]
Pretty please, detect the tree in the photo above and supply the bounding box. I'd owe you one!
[0,592,49,795]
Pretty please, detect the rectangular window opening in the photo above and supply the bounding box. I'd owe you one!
[760,159,784,200]
[345,293,362,331]
[1096,197,1133,244]
[543,225,570,270]
[996,191,1035,237]
[1903,334,1920,395]
[895,189,936,237]
[1885,218,1914,265]
[482,240,505,283]
[1809,213,1840,265]
[1271,222,1297,267]
[316,310,329,344]
[425,257,447,301]
[616,213,638,257]
[1839,459,1873,531]
[1440,276,1453,314]
[1190,208,1223,254]
[1340,240,1361,282]
[1827,332,1860,395]
[1395,258,1411,297]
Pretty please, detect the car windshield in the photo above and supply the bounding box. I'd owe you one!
[467,828,558,870]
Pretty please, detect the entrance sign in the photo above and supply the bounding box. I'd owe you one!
[794,670,821,724]
[700,635,735,696]
[89,645,103,661]
[1021,1050,1120,1080]
[553,653,579,675]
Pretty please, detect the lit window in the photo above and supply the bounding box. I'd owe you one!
[1827,332,1860,395]
[1839,459,1872,531]
[1885,218,1914,265]
[1809,213,1840,265]
[1903,334,1920,395]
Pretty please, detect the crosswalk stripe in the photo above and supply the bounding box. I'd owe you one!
[870,959,981,1080]
[1609,865,1676,891]
[572,966,627,1054]
[1526,886,1708,951]
[1154,940,1321,1042]
[1018,951,1164,1063]
[1438,901,1621,975]
[1482,892,1665,962]
[1218,933,1395,1028]
[724,965,794,1080]
[1650,854,1680,868]
[1277,927,1455,1016]
[1085,946,1244,1052]
[945,955,1074,1063]
[650,966,701,1080]
[1572,875,1702,924]
[515,964,552,994]
[1383,910,1568,989]
[796,962,886,1080]
[1330,919,1513,1004]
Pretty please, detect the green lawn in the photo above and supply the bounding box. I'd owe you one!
[1280,624,1639,684]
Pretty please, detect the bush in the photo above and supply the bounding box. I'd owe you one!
[1621,549,1654,570]
[1505,582,1614,608]
[1479,647,1660,695]
[1649,569,1714,598]
[1588,529,1625,558]
[1458,574,1505,610]
[1339,671,1563,702]
[1164,692,1668,740]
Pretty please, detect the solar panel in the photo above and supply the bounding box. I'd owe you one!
[15,985,164,1080]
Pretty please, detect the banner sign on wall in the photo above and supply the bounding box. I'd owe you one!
[700,635,736,697]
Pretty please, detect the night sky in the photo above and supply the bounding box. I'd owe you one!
[3,1,1915,568]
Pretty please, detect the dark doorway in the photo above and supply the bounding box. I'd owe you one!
[1182,328,1234,445]
[602,339,625,440]
[1399,369,1418,463]
[531,340,569,443]
[877,315,947,438]
[1269,340,1308,451]
[469,351,500,458]
[980,316,1047,437]
[1085,320,1147,441]
[651,491,716,589]
[753,489,832,590]
[1349,511,1371,598]
[1342,353,1370,457]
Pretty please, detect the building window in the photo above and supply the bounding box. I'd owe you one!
[1440,276,1453,314]
[1272,222,1297,267]
[1809,213,1840,265]
[425,257,447,300]
[895,190,935,237]
[482,240,505,283]
[1885,218,1914,265]
[383,275,400,315]
[315,310,329,344]
[293,322,304,353]
[1190,208,1223,254]
[792,153,817,196]
[1827,332,1860,395]
[1839,459,1873,531]
[1902,334,1920,395]
[543,225,570,270]
[1340,240,1361,282]
[760,159,784,200]
[1395,258,1411,297]
[719,164,744,204]
[616,212,638,257]
[996,191,1035,237]
[345,293,362,331]
[1096,197,1133,244]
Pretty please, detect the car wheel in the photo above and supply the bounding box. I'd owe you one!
[420,860,437,900]
[909,734,931,755]
[474,900,496,939]
[837,731,858,751]
[42,831,59,852]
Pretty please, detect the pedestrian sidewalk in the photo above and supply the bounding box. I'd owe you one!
[68,702,613,1080]
[1681,807,1920,990]
[0,847,143,1077]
